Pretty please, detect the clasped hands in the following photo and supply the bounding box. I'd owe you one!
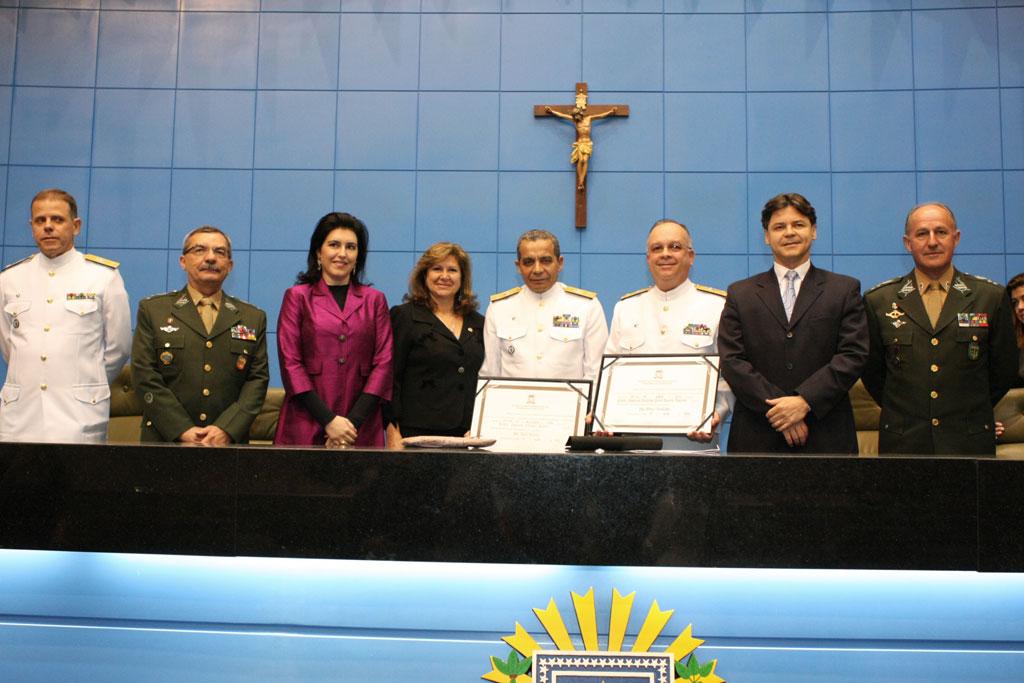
[179,425,231,446]
[325,415,357,449]
[765,395,810,447]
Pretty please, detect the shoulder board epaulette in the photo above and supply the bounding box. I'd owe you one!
[142,290,179,301]
[84,253,119,269]
[695,284,726,297]
[1,255,34,273]
[960,272,1001,288]
[490,286,521,302]
[563,284,597,299]
[619,287,649,301]
[866,276,902,294]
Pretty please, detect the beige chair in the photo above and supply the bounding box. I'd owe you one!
[106,365,283,444]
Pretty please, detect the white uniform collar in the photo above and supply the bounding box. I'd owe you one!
[37,247,80,271]
[773,259,811,284]
[653,278,694,301]
[522,281,563,302]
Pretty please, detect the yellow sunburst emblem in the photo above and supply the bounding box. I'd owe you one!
[482,587,725,683]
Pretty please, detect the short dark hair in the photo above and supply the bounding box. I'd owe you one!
[182,225,233,258]
[904,202,957,234]
[516,229,560,260]
[297,212,369,286]
[404,242,479,315]
[761,193,816,231]
[32,188,78,219]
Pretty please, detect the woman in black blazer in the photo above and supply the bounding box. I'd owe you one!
[387,242,485,446]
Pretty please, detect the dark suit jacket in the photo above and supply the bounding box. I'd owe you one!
[133,288,269,443]
[274,280,393,447]
[718,265,869,454]
[862,269,1017,455]
[389,301,485,437]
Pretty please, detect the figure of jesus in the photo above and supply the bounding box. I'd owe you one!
[545,94,618,191]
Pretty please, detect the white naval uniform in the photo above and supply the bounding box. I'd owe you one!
[481,281,608,382]
[0,249,132,443]
[605,279,734,449]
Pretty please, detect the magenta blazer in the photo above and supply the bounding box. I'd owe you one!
[274,280,394,447]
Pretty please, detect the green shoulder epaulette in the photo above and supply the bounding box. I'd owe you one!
[866,276,902,294]
[563,284,597,299]
[619,287,649,301]
[85,253,120,269]
[1,255,34,273]
[143,290,178,301]
[695,283,726,297]
[490,286,521,302]
[961,272,1001,288]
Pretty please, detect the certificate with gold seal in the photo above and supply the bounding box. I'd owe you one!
[470,377,591,452]
[594,354,718,434]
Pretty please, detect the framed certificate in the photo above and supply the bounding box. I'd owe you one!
[593,354,719,435]
[470,377,591,452]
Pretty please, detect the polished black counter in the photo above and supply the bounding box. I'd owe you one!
[1,442,1021,572]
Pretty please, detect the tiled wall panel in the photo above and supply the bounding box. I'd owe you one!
[0,2,1020,387]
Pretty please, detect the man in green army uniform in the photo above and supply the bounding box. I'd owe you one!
[862,203,1017,455]
[132,226,269,444]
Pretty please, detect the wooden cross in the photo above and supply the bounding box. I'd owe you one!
[534,82,629,228]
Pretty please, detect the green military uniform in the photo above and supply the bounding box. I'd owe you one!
[862,270,1017,455]
[132,289,269,443]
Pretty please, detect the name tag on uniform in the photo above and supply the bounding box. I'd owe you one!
[957,313,988,327]
[231,324,257,341]
[552,313,580,329]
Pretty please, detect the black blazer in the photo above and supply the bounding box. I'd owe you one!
[718,265,869,454]
[389,301,485,436]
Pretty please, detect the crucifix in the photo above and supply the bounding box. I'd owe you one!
[534,82,629,228]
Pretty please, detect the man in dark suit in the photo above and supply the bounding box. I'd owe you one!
[132,226,269,445]
[862,202,1016,455]
[718,193,868,453]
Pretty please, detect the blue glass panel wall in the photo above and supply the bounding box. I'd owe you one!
[0,1,1022,386]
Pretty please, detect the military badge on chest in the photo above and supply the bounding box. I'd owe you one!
[683,322,711,336]
[552,313,580,328]
[886,304,906,328]
[958,313,986,361]
[231,324,257,341]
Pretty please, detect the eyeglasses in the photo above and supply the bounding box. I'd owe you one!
[184,244,230,258]
[647,242,692,255]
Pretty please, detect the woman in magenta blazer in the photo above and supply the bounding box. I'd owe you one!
[274,212,393,448]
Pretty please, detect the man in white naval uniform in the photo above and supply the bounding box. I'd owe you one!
[0,189,131,443]
[482,229,607,382]
[605,219,733,447]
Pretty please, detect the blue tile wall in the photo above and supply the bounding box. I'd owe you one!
[0,9,19,85]
[0,3,1021,389]
[257,12,339,90]
[96,10,179,88]
[92,89,175,167]
[253,90,336,169]
[15,8,99,87]
[1004,88,1024,168]
[0,86,9,165]
[500,14,581,90]
[169,169,253,249]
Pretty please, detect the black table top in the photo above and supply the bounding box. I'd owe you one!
[1,442,1020,572]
